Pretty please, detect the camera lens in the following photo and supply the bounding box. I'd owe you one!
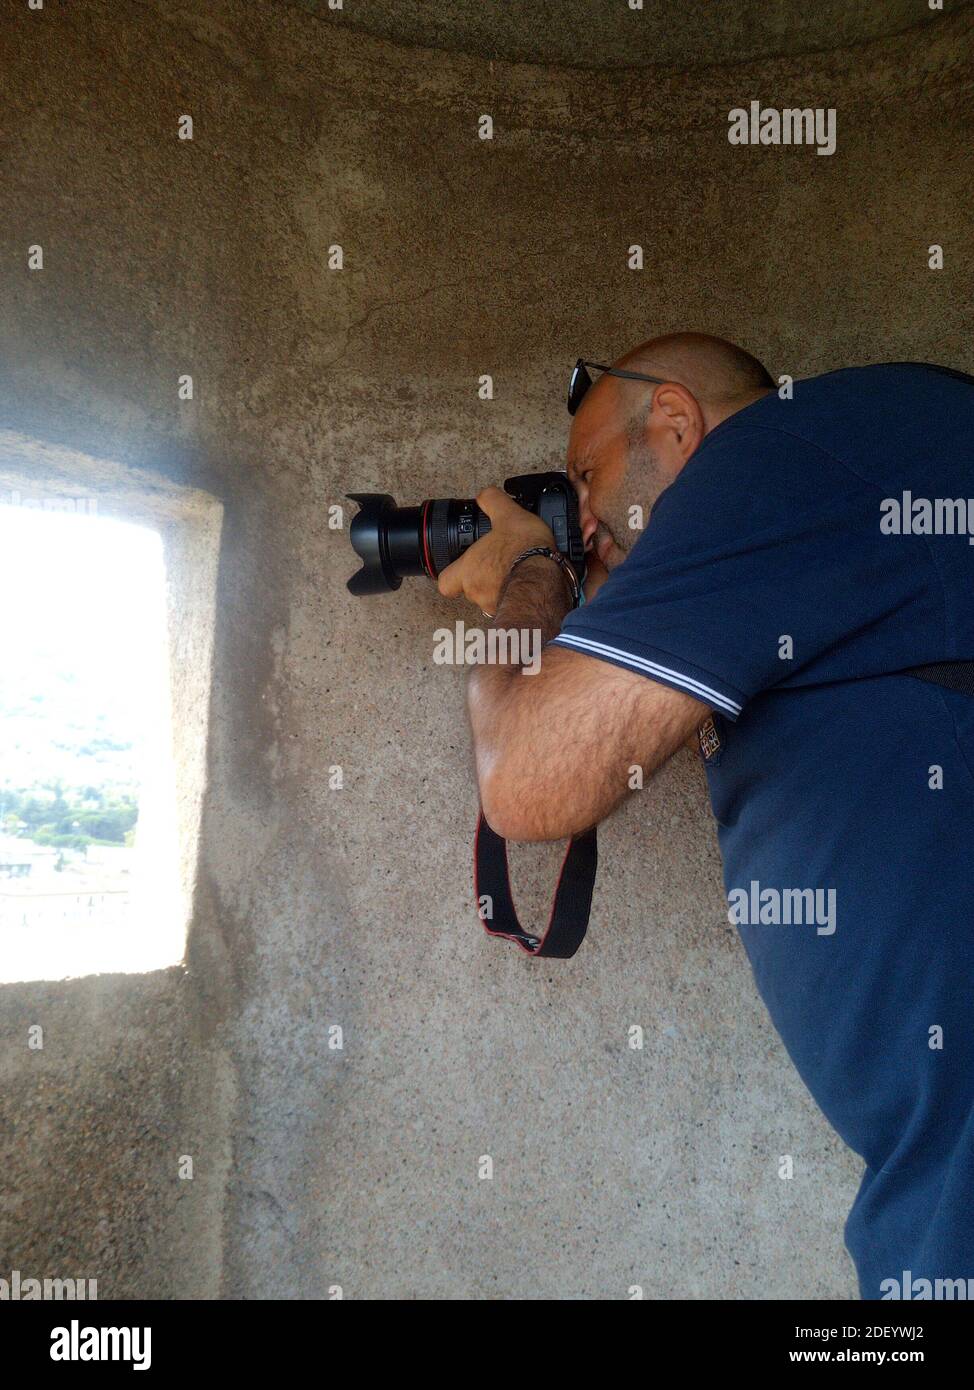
[426,499,491,578]
[347,493,489,594]
[346,475,583,596]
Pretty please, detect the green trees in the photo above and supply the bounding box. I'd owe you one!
[1,786,138,847]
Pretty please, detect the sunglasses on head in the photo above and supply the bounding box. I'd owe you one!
[568,358,667,416]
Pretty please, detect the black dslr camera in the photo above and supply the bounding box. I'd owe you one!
[346,471,586,595]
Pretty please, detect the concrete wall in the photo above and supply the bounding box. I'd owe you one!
[1,0,972,1298]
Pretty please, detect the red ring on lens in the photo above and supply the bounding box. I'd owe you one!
[421,498,436,578]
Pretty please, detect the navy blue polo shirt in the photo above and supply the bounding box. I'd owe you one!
[551,363,974,1299]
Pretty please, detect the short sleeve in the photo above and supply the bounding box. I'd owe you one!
[549,424,945,721]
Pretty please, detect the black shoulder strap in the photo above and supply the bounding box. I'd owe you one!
[474,812,597,959]
[472,661,974,961]
[907,660,974,697]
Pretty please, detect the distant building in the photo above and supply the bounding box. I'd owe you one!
[0,881,131,929]
[85,845,135,873]
[0,836,135,928]
[0,836,58,880]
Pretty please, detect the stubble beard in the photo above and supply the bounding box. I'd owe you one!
[596,440,665,570]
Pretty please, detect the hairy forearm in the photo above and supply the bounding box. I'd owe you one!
[467,555,572,777]
[465,557,707,841]
[489,555,573,652]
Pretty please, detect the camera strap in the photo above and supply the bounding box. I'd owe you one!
[908,659,974,696]
[474,812,598,958]
[472,661,974,960]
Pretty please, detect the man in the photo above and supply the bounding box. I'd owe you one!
[436,333,974,1299]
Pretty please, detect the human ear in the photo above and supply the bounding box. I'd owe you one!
[653,385,703,457]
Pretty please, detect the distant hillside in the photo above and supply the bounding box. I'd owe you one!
[0,649,139,798]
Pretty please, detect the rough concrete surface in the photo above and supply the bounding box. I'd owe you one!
[1,0,972,1298]
[288,0,974,71]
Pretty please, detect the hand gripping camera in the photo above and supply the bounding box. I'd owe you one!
[345,470,596,960]
[346,471,585,595]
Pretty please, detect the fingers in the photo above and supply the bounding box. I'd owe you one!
[436,554,467,600]
[475,485,519,521]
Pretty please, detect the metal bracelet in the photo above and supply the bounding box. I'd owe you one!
[507,546,581,608]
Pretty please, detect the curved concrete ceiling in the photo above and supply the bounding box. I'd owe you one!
[282,0,968,69]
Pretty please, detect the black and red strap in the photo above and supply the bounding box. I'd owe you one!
[471,661,974,959]
[474,810,598,958]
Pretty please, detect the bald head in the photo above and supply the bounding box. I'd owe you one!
[615,332,774,415]
[567,333,774,572]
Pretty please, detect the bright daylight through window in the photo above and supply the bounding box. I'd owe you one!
[0,501,181,982]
